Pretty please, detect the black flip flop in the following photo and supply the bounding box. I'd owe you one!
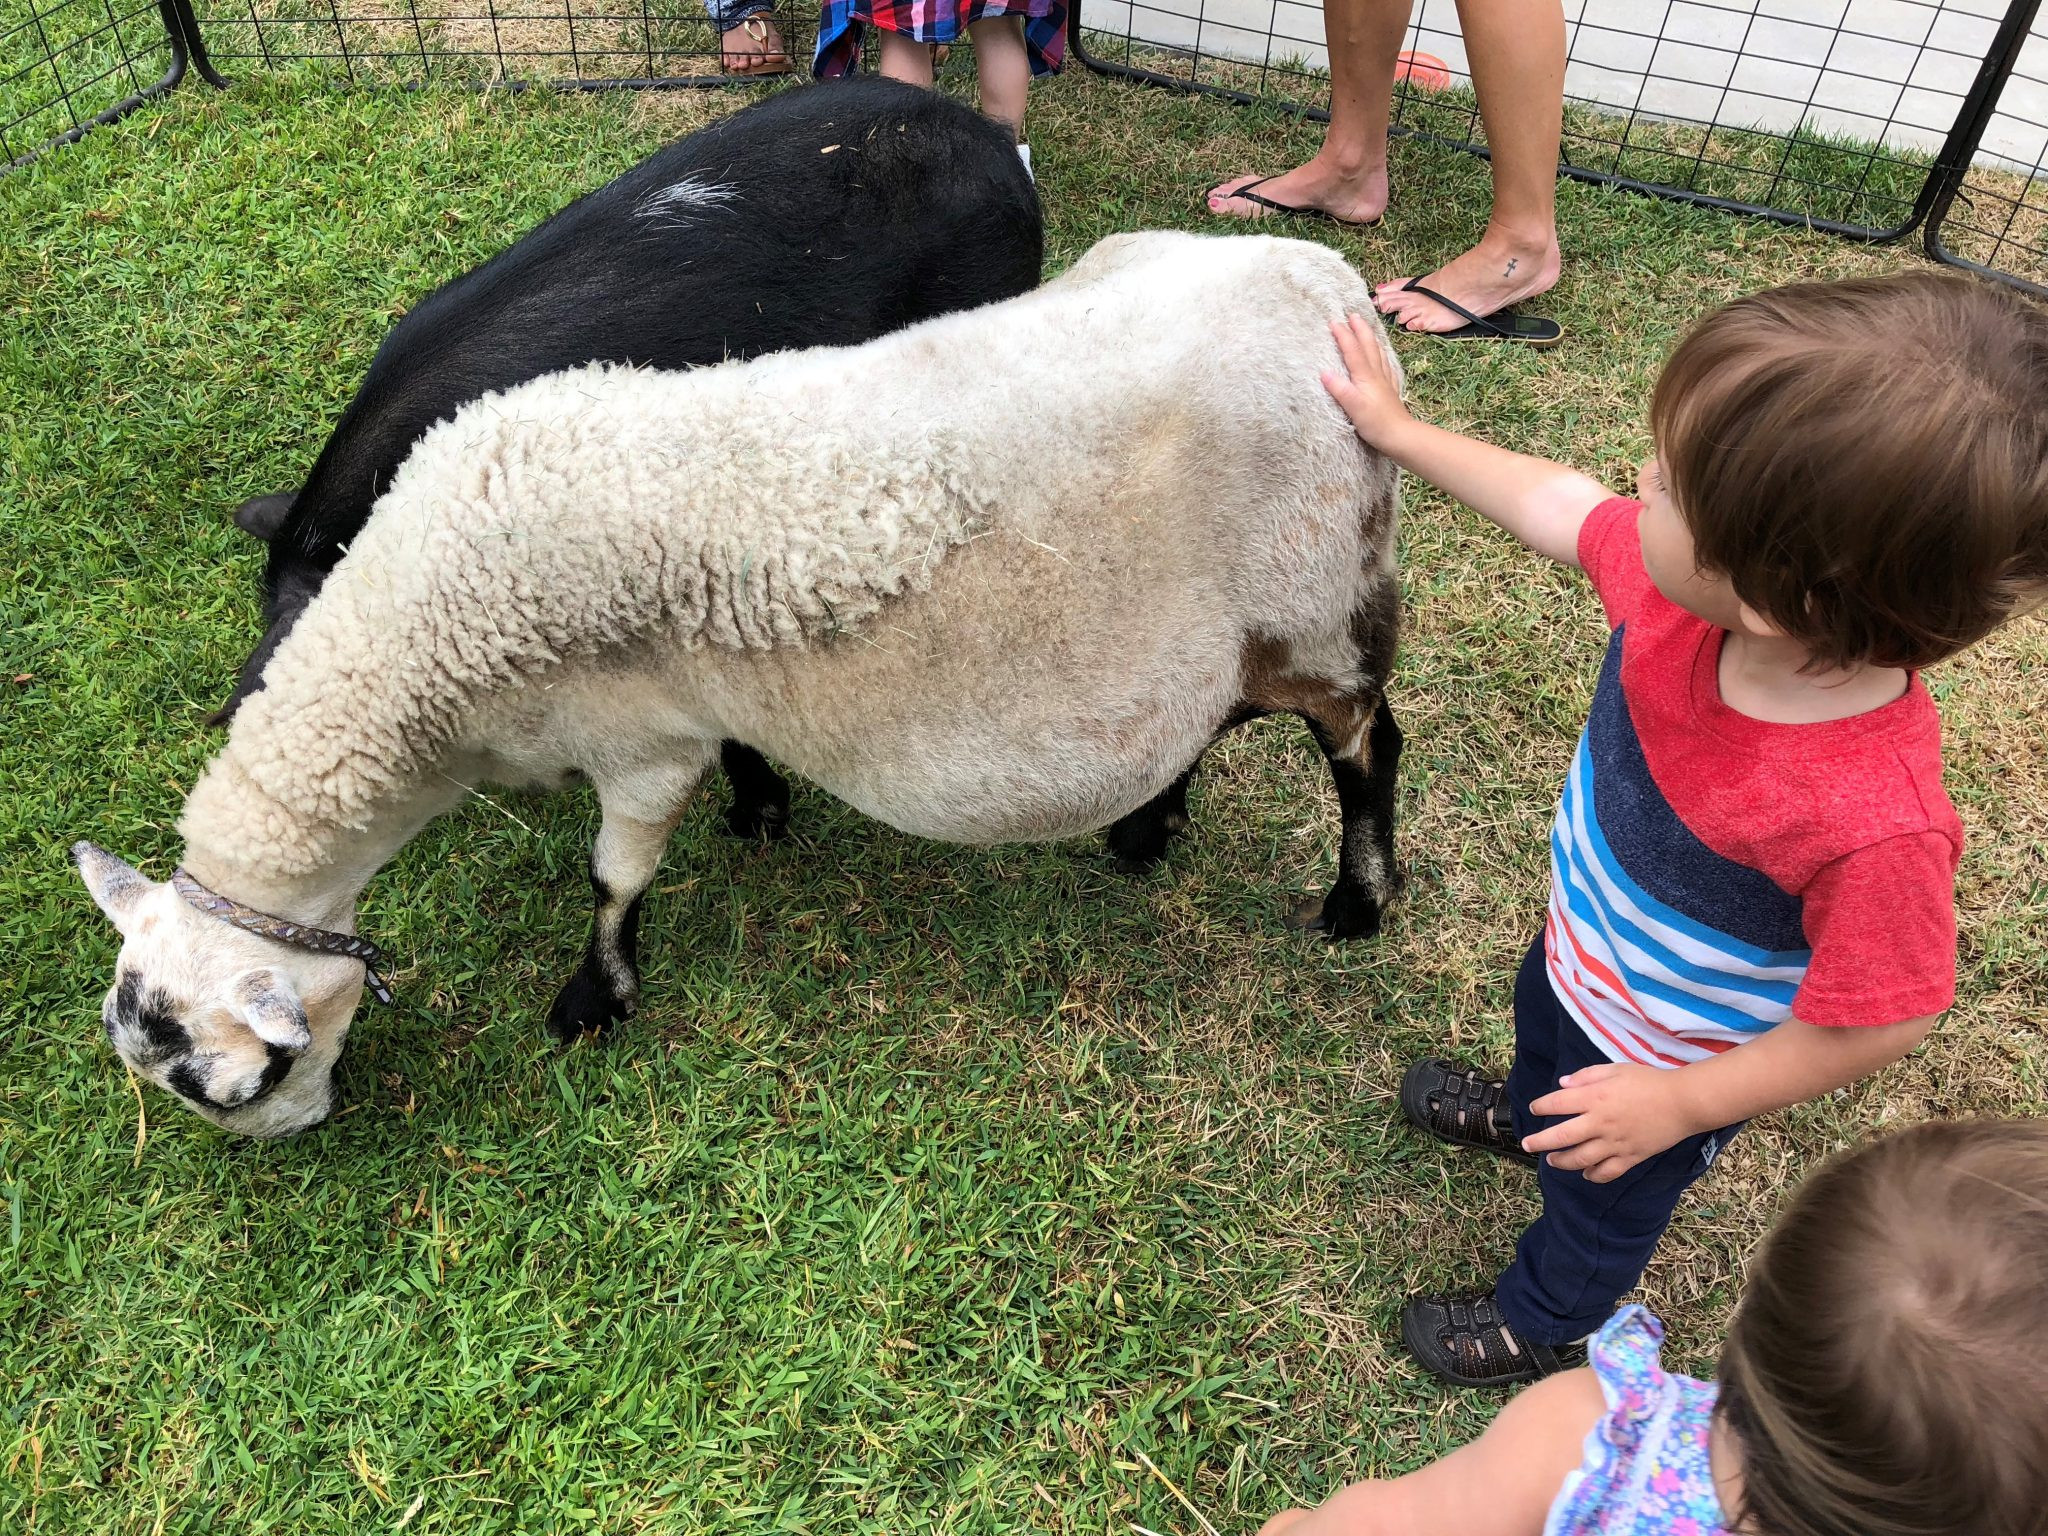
[1204,175,1382,230]
[1389,279,1562,347]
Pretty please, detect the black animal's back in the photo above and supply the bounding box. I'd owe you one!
[225,79,1040,716]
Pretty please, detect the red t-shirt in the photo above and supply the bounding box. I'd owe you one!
[1544,499,1960,1067]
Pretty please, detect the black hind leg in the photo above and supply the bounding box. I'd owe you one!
[1106,761,1200,874]
[1290,698,1404,941]
[720,741,791,841]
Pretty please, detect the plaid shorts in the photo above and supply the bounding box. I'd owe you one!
[812,0,1066,78]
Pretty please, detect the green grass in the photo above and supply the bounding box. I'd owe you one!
[1079,36,1944,235]
[0,0,177,165]
[4,67,2046,1535]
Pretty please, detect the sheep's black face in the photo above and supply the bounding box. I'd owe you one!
[75,843,360,1140]
[102,972,305,1125]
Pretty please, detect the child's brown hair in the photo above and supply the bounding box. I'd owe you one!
[1650,273,2048,670]
[1717,1118,2048,1536]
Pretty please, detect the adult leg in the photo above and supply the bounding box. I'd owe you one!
[968,15,1029,140]
[548,747,715,1042]
[1206,0,1409,227]
[1376,0,1564,331]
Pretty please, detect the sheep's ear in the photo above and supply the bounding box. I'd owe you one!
[73,841,154,933]
[235,970,312,1053]
[232,493,296,542]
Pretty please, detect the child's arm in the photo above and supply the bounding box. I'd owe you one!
[1321,315,1614,568]
[1259,1367,1607,1536]
[1524,1012,1935,1184]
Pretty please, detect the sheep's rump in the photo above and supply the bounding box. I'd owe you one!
[223,76,1041,716]
[231,232,1397,839]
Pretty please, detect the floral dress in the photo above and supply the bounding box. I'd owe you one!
[1545,1307,1735,1536]
[812,0,1067,80]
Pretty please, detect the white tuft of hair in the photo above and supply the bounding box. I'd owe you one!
[634,174,741,228]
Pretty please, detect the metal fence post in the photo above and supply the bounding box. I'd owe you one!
[165,0,233,89]
[2,0,196,171]
[1921,0,2046,295]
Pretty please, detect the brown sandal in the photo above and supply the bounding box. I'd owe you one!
[1400,1057,1536,1166]
[1402,1289,1587,1388]
[721,15,793,75]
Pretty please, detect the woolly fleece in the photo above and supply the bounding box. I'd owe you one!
[181,231,1398,878]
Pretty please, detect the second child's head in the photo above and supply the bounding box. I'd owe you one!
[1716,1118,2048,1536]
[1639,274,2048,670]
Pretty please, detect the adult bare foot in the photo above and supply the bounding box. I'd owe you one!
[721,14,792,74]
[1376,226,1561,333]
[1206,157,1389,228]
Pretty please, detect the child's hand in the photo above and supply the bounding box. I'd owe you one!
[1524,1064,1702,1183]
[1321,314,1411,451]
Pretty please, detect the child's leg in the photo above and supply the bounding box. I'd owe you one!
[878,27,935,85]
[1503,934,1562,1134]
[968,14,1029,140]
[1496,963,1743,1344]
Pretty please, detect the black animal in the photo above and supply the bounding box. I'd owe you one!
[221,78,1043,837]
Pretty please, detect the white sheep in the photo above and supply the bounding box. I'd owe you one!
[74,229,1405,1139]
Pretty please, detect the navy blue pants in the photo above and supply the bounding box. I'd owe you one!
[1493,936,1742,1345]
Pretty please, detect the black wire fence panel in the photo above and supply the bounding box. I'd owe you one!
[1929,16,2047,292]
[6,0,2045,296]
[185,0,821,85]
[1072,0,2043,240]
[2,0,183,166]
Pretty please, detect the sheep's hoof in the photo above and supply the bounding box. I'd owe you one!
[1286,885,1384,942]
[546,971,632,1044]
[724,798,791,843]
[1105,809,1188,875]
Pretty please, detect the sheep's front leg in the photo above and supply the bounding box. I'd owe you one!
[1102,707,1264,873]
[1105,761,1200,873]
[1291,698,1403,941]
[548,753,713,1042]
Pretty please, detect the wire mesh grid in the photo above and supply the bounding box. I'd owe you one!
[8,0,2046,295]
[1071,0,2046,239]
[183,0,821,86]
[2,0,183,166]
[1928,18,2047,291]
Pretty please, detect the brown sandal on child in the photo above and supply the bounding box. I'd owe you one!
[1400,1057,1537,1167]
[1402,1290,1587,1388]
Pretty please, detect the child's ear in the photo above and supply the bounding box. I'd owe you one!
[1734,597,1786,639]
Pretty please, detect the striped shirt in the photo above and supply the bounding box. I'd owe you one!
[1546,500,1961,1068]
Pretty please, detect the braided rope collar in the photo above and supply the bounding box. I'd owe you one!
[170,868,396,1005]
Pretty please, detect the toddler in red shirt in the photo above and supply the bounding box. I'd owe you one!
[1320,272,2048,1388]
